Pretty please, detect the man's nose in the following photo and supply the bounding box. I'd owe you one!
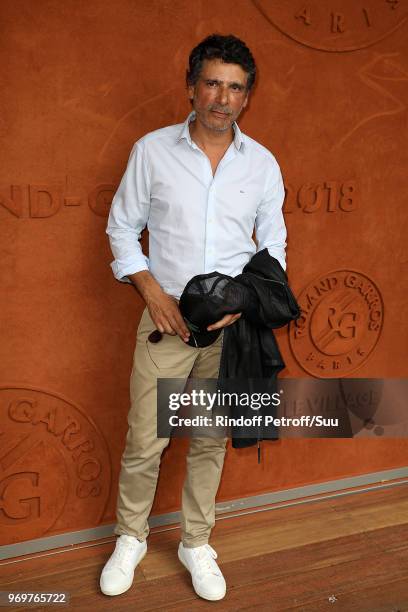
[216,85,229,106]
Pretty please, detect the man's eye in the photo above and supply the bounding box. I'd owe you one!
[207,81,217,87]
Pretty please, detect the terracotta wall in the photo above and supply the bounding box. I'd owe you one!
[1,0,407,547]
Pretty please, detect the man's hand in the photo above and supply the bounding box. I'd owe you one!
[207,313,242,331]
[128,270,190,342]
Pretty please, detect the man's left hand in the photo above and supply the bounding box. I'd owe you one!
[207,313,242,331]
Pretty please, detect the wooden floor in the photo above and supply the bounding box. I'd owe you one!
[2,483,408,611]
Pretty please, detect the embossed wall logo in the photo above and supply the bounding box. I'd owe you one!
[0,387,112,544]
[289,271,383,377]
[253,0,407,52]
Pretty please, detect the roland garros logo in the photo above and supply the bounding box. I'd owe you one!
[252,0,407,52]
[289,270,383,377]
[0,387,112,543]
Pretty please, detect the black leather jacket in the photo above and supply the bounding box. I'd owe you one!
[217,249,301,454]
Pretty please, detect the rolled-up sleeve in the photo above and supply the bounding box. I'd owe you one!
[106,141,151,283]
[255,157,287,271]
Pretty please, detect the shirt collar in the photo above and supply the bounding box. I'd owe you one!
[176,110,244,152]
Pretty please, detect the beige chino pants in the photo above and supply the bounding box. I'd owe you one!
[114,307,228,548]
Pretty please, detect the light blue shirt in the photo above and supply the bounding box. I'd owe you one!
[106,111,287,299]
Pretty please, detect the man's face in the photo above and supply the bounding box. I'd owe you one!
[188,58,249,133]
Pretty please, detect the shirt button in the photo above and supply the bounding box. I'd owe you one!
[208,218,213,224]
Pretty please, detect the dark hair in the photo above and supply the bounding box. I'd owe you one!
[186,34,256,92]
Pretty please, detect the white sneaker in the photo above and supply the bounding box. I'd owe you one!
[178,542,226,601]
[100,535,147,596]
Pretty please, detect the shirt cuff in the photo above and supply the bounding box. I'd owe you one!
[110,258,149,283]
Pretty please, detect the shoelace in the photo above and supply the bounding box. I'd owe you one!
[110,536,140,571]
[191,544,221,576]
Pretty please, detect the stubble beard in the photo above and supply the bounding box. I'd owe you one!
[196,105,237,133]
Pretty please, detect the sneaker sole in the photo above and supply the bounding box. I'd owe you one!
[100,547,147,596]
[178,549,226,601]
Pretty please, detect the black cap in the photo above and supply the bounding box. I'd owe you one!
[179,272,252,348]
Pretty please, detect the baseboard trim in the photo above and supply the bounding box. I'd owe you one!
[1,466,407,562]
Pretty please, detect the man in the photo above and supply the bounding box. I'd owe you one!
[101,34,287,602]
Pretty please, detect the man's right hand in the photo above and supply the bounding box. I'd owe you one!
[127,270,190,342]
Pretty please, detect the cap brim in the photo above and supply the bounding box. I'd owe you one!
[186,328,222,348]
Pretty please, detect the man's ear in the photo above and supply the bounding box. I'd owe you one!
[242,93,249,109]
[187,84,194,101]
